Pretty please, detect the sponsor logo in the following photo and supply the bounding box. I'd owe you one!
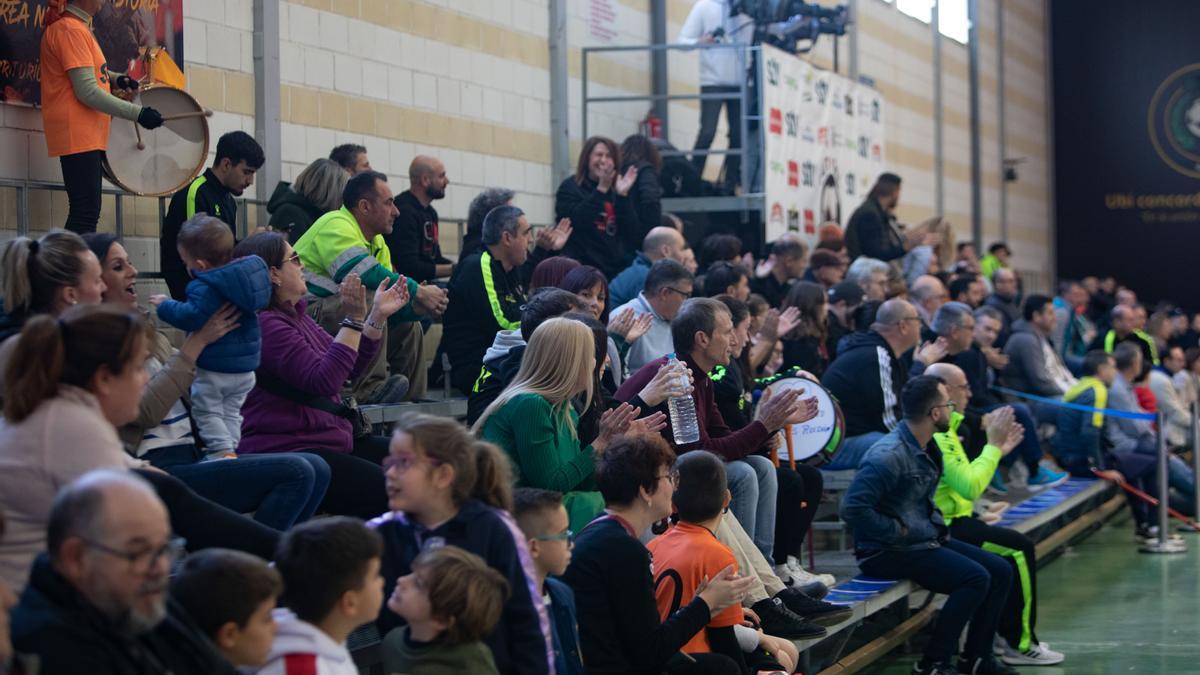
[1148,63,1200,178]
[769,107,783,135]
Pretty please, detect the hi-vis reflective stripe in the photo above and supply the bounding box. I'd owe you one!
[185,175,207,219]
[302,270,338,297]
[481,251,520,331]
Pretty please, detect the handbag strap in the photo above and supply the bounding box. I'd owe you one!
[255,371,358,422]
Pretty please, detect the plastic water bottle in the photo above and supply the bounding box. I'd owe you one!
[666,353,700,445]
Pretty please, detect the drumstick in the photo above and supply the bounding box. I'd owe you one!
[159,109,214,122]
[134,123,145,151]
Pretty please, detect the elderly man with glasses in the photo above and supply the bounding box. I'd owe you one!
[11,470,235,674]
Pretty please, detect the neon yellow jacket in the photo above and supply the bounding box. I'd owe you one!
[934,411,1002,523]
[293,206,419,319]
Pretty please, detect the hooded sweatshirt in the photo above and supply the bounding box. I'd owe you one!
[153,255,272,373]
[267,181,325,243]
[257,608,358,675]
[821,330,923,438]
[466,331,528,426]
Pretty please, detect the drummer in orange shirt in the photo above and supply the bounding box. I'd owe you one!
[40,0,164,234]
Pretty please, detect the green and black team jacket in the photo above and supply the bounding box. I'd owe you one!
[161,169,237,299]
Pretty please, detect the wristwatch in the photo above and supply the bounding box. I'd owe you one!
[365,314,385,331]
[340,317,365,332]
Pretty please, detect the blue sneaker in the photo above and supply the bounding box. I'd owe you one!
[989,472,1009,495]
[1027,466,1069,491]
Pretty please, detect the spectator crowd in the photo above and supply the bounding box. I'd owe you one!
[1,130,1196,675]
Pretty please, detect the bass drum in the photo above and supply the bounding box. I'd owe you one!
[757,371,845,467]
[103,85,209,196]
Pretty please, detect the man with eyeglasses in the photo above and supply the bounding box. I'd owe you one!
[612,258,696,373]
[11,470,235,674]
[841,376,1016,675]
[821,298,945,471]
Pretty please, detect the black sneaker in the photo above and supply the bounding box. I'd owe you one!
[774,587,853,626]
[958,654,1019,675]
[912,661,958,675]
[796,579,830,600]
[750,598,826,640]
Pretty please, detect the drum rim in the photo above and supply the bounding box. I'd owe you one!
[102,84,210,197]
[760,374,846,463]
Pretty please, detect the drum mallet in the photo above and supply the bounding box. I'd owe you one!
[159,109,214,122]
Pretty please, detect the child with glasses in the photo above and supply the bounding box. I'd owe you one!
[383,546,508,675]
[370,414,554,675]
[149,214,272,461]
[514,488,584,675]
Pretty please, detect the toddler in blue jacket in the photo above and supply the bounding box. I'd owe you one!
[151,214,271,459]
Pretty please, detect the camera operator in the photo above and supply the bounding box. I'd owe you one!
[679,0,755,194]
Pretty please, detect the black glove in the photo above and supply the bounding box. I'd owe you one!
[137,106,163,130]
[114,75,139,92]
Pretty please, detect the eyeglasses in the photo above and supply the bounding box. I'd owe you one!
[656,471,679,487]
[81,537,186,574]
[383,452,443,473]
[664,287,691,298]
[929,402,957,413]
[284,251,301,267]
[534,530,575,546]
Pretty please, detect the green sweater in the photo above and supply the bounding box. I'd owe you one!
[382,626,499,675]
[480,393,605,531]
[933,412,1002,523]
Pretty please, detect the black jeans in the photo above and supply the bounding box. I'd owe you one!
[133,468,281,561]
[858,539,1012,664]
[60,150,104,234]
[774,463,823,565]
[950,517,1039,651]
[304,435,390,520]
[692,85,742,188]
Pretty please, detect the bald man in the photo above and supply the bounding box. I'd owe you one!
[12,470,235,674]
[911,275,948,332]
[387,155,452,282]
[820,299,945,470]
[608,225,688,308]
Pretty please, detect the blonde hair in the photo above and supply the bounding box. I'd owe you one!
[412,545,509,646]
[472,317,595,440]
[395,413,514,511]
[293,158,348,213]
[0,230,90,315]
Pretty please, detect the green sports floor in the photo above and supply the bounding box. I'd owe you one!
[861,515,1200,674]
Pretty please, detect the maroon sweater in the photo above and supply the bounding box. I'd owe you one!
[614,354,770,461]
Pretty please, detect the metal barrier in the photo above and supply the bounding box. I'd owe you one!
[581,42,766,217]
[1143,410,1188,552]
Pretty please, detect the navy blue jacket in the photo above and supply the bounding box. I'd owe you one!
[840,422,948,554]
[608,253,652,310]
[369,499,553,675]
[1051,386,1105,475]
[546,577,584,675]
[154,256,271,373]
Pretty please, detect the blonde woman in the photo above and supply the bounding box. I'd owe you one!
[475,317,658,531]
[267,158,349,242]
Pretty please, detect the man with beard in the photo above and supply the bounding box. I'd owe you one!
[387,155,454,282]
[11,470,235,674]
[844,173,938,262]
[841,377,1015,675]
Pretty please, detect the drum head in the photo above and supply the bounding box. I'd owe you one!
[761,375,845,465]
[103,86,208,196]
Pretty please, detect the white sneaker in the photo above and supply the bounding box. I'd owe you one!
[1001,642,1065,666]
[785,556,836,588]
[992,634,1007,656]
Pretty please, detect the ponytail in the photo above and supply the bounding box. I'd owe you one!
[472,440,514,512]
[3,305,145,422]
[395,413,515,511]
[3,315,66,421]
[0,230,90,315]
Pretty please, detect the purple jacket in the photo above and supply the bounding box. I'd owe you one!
[239,300,379,455]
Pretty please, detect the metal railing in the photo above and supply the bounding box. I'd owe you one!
[581,42,765,215]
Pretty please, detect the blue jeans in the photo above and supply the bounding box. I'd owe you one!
[859,539,1012,664]
[144,445,331,530]
[824,432,887,471]
[1128,435,1197,513]
[725,455,777,561]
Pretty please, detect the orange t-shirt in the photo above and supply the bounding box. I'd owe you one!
[40,12,112,157]
[647,521,743,654]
